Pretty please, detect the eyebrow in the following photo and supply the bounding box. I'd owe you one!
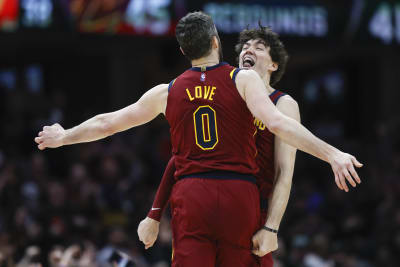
[254,40,267,46]
[244,40,267,47]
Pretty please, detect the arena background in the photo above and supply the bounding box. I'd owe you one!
[0,0,399,266]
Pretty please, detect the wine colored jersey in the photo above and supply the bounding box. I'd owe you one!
[148,90,288,221]
[255,90,286,200]
[165,62,258,178]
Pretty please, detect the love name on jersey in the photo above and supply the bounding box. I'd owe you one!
[186,85,216,101]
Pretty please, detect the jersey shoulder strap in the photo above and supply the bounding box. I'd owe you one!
[168,78,177,92]
[269,90,287,104]
[229,68,242,83]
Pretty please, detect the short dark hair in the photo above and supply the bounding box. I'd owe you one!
[235,24,289,86]
[175,11,218,61]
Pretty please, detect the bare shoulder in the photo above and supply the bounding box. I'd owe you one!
[276,94,300,121]
[152,83,169,94]
[144,83,169,100]
[236,69,259,82]
[276,94,298,108]
[153,84,169,114]
[138,83,169,115]
[235,69,261,99]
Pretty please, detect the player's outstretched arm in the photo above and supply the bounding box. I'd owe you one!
[138,156,176,249]
[252,95,299,257]
[34,84,168,150]
[236,69,363,192]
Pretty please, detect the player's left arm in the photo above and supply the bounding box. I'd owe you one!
[35,84,168,150]
[252,95,299,257]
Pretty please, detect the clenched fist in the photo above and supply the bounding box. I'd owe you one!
[34,123,65,150]
[137,217,160,249]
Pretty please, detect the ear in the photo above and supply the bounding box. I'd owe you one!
[180,47,185,55]
[212,36,219,49]
[269,62,278,72]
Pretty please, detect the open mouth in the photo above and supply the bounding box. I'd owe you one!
[242,58,255,68]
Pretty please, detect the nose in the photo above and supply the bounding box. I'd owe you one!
[245,48,255,55]
[243,48,255,58]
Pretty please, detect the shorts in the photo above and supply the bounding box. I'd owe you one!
[170,177,260,267]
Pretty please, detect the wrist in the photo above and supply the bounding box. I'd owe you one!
[265,221,279,231]
[146,216,161,224]
[60,129,68,146]
[326,146,341,164]
[262,226,278,234]
[147,211,161,222]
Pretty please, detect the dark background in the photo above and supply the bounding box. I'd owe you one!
[0,0,400,266]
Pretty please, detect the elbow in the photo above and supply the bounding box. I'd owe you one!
[267,114,285,135]
[96,114,114,137]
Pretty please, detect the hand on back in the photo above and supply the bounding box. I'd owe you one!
[251,229,278,257]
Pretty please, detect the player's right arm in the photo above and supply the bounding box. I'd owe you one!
[147,156,176,221]
[138,156,176,249]
[235,69,363,192]
[34,84,168,150]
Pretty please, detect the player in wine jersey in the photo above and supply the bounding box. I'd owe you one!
[238,25,301,265]
[138,23,370,266]
[138,23,358,266]
[139,91,291,267]
[138,26,298,267]
[35,12,363,267]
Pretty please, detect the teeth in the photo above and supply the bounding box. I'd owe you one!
[243,56,255,65]
[243,58,254,67]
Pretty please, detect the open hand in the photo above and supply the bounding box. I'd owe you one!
[329,151,363,192]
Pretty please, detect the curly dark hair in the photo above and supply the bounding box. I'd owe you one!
[175,11,218,61]
[235,24,289,86]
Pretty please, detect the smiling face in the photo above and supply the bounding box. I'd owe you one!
[235,25,289,86]
[239,39,277,81]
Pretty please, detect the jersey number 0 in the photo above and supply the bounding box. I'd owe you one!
[193,105,218,150]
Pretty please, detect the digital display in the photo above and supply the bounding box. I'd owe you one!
[368,2,400,44]
[69,0,177,35]
[201,0,400,45]
[20,0,53,28]
[0,0,18,31]
[203,3,328,37]
[1,0,399,45]
[18,0,73,31]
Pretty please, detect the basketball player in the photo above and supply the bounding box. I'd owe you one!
[35,12,362,267]
[138,25,296,267]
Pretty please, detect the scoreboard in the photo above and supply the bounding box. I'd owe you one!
[1,0,400,45]
[368,1,400,44]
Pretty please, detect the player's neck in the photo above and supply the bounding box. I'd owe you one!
[191,52,220,68]
[261,74,274,94]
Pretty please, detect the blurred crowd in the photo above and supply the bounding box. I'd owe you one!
[0,79,400,267]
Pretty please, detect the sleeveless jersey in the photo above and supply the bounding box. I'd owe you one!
[165,62,258,178]
[254,90,286,200]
